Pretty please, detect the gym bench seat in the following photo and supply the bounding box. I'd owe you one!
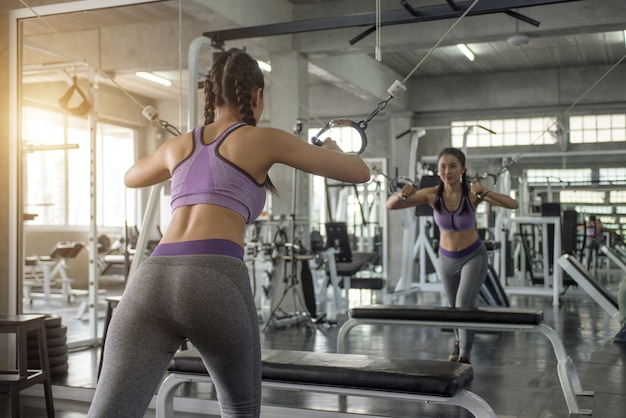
[337,305,593,415]
[156,348,496,418]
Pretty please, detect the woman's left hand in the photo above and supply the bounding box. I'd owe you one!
[471,180,487,196]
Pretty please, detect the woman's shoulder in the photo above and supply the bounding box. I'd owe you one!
[251,125,291,140]
[417,185,438,205]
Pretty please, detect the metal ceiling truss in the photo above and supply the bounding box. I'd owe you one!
[205,0,583,48]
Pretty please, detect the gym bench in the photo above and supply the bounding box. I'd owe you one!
[156,348,496,418]
[337,305,593,415]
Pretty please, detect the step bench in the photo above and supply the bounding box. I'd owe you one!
[156,348,496,418]
[337,305,593,415]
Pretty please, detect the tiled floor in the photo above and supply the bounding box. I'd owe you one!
[6,265,626,417]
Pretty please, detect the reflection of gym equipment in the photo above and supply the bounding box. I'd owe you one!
[600,244,626,273]
[319,222,379,318]
[505,216,564,306]
[23,241,85,304]
[263,122,319,331]
[243,221,275,313]
[615,244,626,260]
[261,219,316,330]
[98,225,160,281]
[557,254,619,322]
[479,241,510,307]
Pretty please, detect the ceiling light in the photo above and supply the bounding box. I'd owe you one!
[507,34,531,47]
[257,60,271,72]
[135,71,172,87]
[456,44,475,61]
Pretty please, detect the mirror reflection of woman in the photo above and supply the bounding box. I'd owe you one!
[386,147,518,364]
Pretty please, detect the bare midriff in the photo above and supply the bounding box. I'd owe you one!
[160,204,246,248]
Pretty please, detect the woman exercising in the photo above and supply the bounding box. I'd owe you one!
[386,147,518,364]
[89,48,370,418]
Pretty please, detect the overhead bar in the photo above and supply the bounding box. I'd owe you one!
[505,10,541,27]
[204,0,582,45]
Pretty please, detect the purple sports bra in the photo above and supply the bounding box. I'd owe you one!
[433,192,476,232]
[169,123,266,224]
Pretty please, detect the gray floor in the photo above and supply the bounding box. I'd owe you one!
[6,266,626,417]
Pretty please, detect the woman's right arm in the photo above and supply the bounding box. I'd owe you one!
[386,184,432,210]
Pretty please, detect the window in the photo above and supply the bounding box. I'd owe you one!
[574,204,613,215]
[23,105,135,227]
[451,117,558,148]
[599,168,626,187]
[525,168,592,186]
[560,191,606,205]
[570,114,626,143]
[610,191,626,204]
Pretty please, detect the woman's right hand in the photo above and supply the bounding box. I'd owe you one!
[399,183,417,200]
[319,137,342,152]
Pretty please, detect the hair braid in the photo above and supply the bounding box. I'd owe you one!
[204,48,276,193]
[434,181,444,212]
[203,75,216,125]
[234,71,256,126]
[459,170,471,214]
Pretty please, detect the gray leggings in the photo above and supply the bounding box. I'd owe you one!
[88,255,261,418]
[438,243,488,359]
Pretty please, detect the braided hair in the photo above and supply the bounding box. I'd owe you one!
[203,48,276,193]
[434,147,471,214]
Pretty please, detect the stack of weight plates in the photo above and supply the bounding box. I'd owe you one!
[27,314,69,377]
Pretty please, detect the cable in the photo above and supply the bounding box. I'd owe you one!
[375,0,382,62]
[311,0,481,151]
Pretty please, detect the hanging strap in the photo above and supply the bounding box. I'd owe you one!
[58,76,92,116]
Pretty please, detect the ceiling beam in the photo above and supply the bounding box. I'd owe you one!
[204,0,583,46]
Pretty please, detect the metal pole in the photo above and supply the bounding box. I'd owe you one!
[88,66,99,343]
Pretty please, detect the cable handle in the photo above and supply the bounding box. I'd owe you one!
[310,118,368,155]
[311,80,406,153]
[391,176,418,201]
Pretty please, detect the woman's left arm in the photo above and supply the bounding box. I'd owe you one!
[124,136,180,188]
[471,181,519,209]
[478,190,519,209]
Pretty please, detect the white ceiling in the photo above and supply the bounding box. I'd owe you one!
[19,0,626,103]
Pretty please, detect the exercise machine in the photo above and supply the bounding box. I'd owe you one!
[557,254,619,322]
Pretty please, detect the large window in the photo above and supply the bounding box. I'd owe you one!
[453,113,626,148]
[451,117,558,148]
[599,167,626,186]
[570,114,626,143]
[23,105,135,227]
[525,168,592,186]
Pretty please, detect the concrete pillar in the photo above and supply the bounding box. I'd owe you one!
[386,114,415,291]
[266,51,309,220]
